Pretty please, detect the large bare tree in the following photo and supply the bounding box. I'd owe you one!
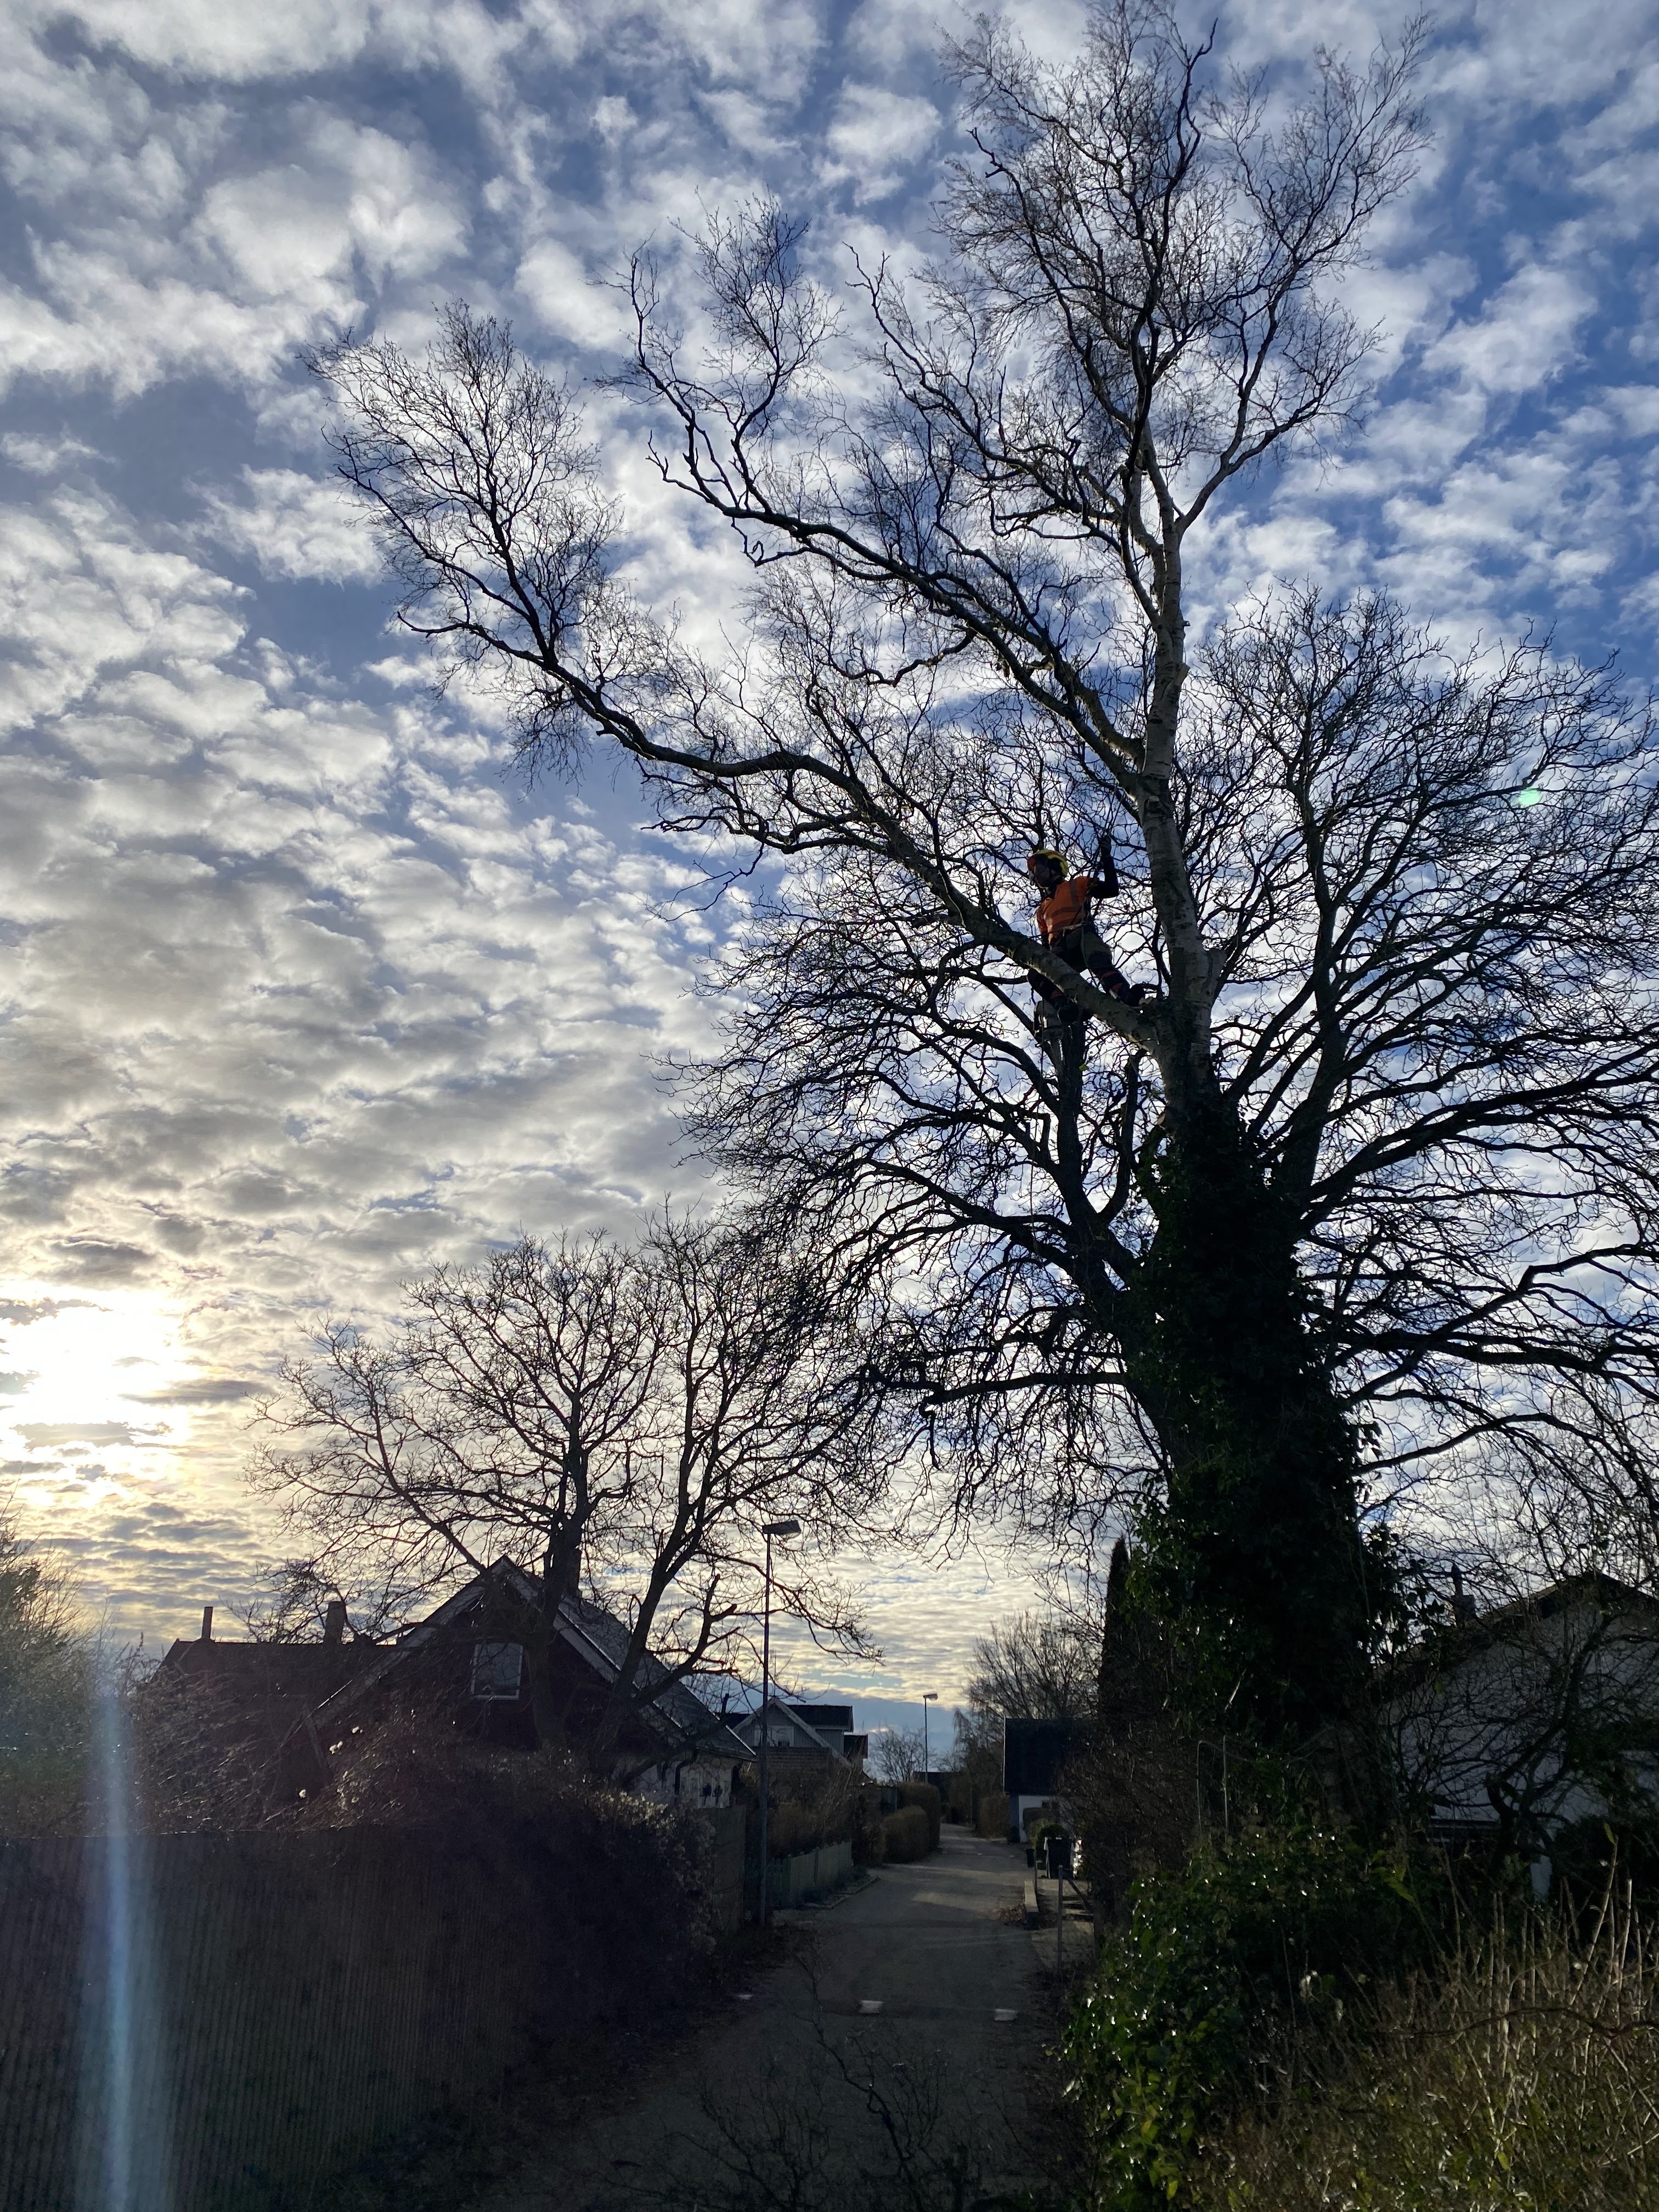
[966,1609,1104,1724]
[311,7,1659,1740]
[254,1214,882,1752]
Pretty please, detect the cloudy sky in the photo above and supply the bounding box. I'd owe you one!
[2,0,1656,1719]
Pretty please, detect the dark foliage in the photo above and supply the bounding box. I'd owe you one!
[0,1503,93,1835]
[1064,1823,1432,2208]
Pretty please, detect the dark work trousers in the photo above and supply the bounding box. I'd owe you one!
[1031,932,1139,1066]
[1047,926,1137,1003]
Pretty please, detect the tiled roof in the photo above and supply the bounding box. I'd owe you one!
[302,1562,750,1762]
[155,1638,380,1700]
[148,1635,385,1750]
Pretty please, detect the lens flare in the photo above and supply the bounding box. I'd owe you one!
[78,1675,173,2212]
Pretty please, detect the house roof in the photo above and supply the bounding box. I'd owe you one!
[789,1703,855,1735]
[733,1696,848,1755]
[150,1635,382,1748]
[1385,1571,1659,1692]
[1003,1716,1082,1797]
[304,1562,750,1763]
[555,1587,752,1760]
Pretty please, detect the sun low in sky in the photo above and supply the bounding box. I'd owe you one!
[3,0,1658,1687]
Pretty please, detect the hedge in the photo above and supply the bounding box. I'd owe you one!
[881,1805,930,1863]
[898,1780,941,1850]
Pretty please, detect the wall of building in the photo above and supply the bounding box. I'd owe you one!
[632,1756,738,1810]
[691,1803,749,1931]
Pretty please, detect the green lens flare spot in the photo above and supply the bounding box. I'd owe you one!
[1512,787,1543,808]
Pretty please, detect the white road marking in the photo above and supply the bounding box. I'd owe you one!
[857,1998,883,2014]
[994,2008,1018,2023]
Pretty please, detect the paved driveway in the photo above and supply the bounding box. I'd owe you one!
[478,1831,1046,2210]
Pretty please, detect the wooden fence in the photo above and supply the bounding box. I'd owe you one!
[764,1836,855,1908]
[0,1816,712,2211]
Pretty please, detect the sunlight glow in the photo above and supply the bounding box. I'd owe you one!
[1,1290,196,1509]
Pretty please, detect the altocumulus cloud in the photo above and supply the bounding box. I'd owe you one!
[0,0,1656,1702]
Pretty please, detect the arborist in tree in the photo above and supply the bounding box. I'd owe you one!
[1025,838,1150,1056]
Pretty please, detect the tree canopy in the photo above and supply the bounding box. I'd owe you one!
[313,4,1659,1740]
[255,1212,883,1751]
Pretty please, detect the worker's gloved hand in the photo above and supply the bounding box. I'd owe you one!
[1092,832,1120,899]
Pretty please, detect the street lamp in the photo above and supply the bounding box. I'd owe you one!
[921,1690,938,1783]
[757,1517,801,1928]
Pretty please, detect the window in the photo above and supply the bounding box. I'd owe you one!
[470,1641,524,1701]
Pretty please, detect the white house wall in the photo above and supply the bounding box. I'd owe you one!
[1387,1594,1659,1835]
[630,1758,737,1811]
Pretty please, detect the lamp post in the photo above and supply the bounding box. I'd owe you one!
[921,1690,938,1784]
[756,1517,800,1928]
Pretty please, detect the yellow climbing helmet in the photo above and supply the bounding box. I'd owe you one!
[1026,847,1069,879]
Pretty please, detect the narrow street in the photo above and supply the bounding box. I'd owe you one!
[476,1831,1050,2209]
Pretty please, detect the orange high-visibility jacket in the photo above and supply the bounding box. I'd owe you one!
[1035,874,1108,946]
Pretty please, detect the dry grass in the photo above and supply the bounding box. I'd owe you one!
[1196,1890,1659,2210]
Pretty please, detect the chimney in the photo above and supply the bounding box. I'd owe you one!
[200,1604,214,1642]
[1451,1565,1477,1626]
[323,1598,347,1646]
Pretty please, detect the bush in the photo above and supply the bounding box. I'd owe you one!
[764,1763,861,1858]
[898,1780,940,1850]
[1064,1821,1429,2209]
[1549,1810,1659,1911]
[1191,1892,1659,2211]
[882,1805,930,1863]
[853,1789,887,1866]
[766,1797,821,1857]
[975,1790,1010,1839]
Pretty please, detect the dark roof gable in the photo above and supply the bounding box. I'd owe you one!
[789,1703,855,1735]
[1003,1716,1080,1797]
[304,1563,750,1763]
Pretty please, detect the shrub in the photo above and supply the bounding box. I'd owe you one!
[1191,1893,1659,2211]
[975,1790,1010,1839]
[898,1780,941,1850]
[882,1805,930,1863]
[1063,1821,1429,2209]
[853,1789,887,1865]
[766,1797,817,1857]
[1549,1810,1659,1911]
[764,1763,861,1858]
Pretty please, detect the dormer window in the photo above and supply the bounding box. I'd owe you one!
[471,1641,524,1701]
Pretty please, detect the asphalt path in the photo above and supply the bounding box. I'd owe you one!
[478,1830,1046,2210]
